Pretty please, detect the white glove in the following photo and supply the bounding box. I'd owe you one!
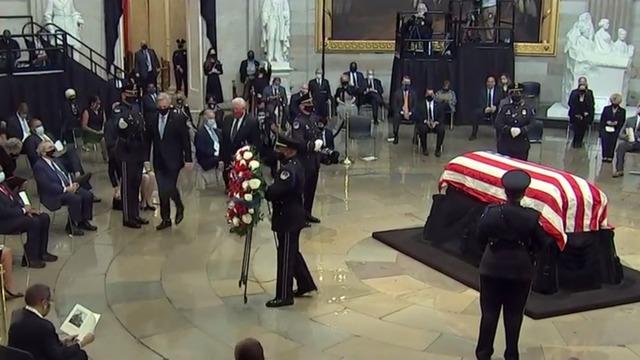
[510,127,521,138]
[314,139,324,152]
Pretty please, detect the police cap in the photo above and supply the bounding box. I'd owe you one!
[507,82,524,92]
[275,134,302,150]
[501,169,531,195]
[120,80,138,97]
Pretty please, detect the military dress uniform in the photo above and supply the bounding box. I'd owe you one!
[265,138,317,308]
[113,99,149,228]
[291,95,323,222]
[475,170,552,360]
[495,84,535,161]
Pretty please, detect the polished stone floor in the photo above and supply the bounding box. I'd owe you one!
[5,124,640,360]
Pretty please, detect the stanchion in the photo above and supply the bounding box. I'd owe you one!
[0,264,7,344]
[238,227,253,304]
[342,112,352,166]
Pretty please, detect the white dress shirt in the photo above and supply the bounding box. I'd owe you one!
[43,157,70,189]
[17,113,30,140]
[205,124,220,157]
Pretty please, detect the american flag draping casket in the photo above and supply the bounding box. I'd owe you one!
[438,151,611,250]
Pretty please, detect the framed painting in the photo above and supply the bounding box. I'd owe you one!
[315,0,559,56]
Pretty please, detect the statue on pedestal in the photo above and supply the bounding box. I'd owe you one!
[261,0,291,69]
[594,19,612,54]
[613,28,635,58]
[44,0,84,49]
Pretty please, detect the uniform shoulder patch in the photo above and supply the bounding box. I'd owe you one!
[293,121,300,130]
[280,170,291,180]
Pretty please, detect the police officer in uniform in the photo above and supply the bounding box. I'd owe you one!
[265,136,317,308]
[475,169,553,360]
[495,83,535,161]
[291,94,324,225]
[113,83,150,229]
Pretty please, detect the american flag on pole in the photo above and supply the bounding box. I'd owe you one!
[439,151,611,250]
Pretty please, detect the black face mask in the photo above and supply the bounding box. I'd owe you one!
[350,64,357,72]
[248,52,255,60]
[426,95,434,101]
[158,108,170,115]
[511,95,522,103]
[141,44,148,50]
[124,96,137,104]
[579,89,586,94]
[45,150,55,157]
[341,81,348,86]
[277,152,287,161]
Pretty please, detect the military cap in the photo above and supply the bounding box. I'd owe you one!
[275,134,302,149]
[502,169,531,195]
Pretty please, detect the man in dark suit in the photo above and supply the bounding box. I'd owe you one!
[134,42,160,88]
[141,83,158,118]
[416,88,446,157]
[0,168,54,268]
[32,141,97,236]
[9,284,94,360]
[391,76,418,144]
[221,98,262,186]
[5,102,31,141]
[363,69,384,124]
[343,62,366,105]
[262,77,288,119]
[195,109,221,172]
[60,89,81,144]
[147,93,192,230]
[289,84,309,122]
[308,68,332,118]
[239,50,260,100]
[470,75,502,141]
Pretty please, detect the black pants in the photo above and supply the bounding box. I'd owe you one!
[274,230,316,301]
[107,152,122,188]
[364,92,382,121]
[601,132,618,159]
[392,115,402,139]
[121,160,143,223]
[303,163,319,216]
[156,166,183,222]
[572,119,588,147]
[175,68,188,96]
[0,213,50,260]
[497,138,530,161]
[472,113,495,137]
[416,123,445,152]
[61,188,94,224]
[476,275,531,360]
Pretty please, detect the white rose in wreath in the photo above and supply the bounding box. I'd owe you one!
[242,214,253,224]
[242,151,254,161]
[239,145,251,152]
[232,217,241,226]
[244,193,253,202]
[242,181,249,190]
[248,179,261,190]
[235,153,242,161]
[249,208,255,214]
[249,160,260,170]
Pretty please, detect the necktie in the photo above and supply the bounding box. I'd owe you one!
[428,102,433,121]
[50,160,71,186]
[351,73,357,87]
[487,89,491,107]
[273,87,277,96]
[159,115,167,139]
[145,50,151,70]
[152,94,156,103]
[231,119,240,141]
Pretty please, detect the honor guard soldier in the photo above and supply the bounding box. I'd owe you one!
[291,94,324,225]
[265,136,317,308]
[475,169,553,360]
[113,83,150,228]
[495,83,535,161]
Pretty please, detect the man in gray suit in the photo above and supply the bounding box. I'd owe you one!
[134,42,160,89]
[262,77,288,119]
[613,105,640,177]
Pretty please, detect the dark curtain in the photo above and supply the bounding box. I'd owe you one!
[389,57,457,108]
[104,0,123,70]
[201,0,217,50]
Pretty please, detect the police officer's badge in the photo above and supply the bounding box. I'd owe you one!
[280,170,290,180]
[293,122,300,130]
[118,118,128,129]
[505,109,512,116]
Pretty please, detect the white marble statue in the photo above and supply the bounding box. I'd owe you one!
[44,0,84,49]
[594,18,613,53]
[613,28,635,58]
[261,0,291,68]
[565,12,594,54]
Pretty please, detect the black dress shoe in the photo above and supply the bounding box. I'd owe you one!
[393,137,399,145]
[175,207,184,225]
[65,225,84,236]
[135,217,150,225]
[306,215,321,224]
[123,221,142,229]
[293,287,317,298]
[156,220,172,231]
[78,221,98,231]
[469,135,477,141]
[143,205,156,211]
[422,149,429,156]
[265,298,294,308]
[435,149,442,157]
[42,253,58,262]
[92,197,102,203]
[22,257,46,268]
[303,222,311,228]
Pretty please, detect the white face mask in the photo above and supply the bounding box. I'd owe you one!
[0,171,5,184]
[207,119,217,128]
[35,126,45,136]
[316,73,322,80]
[368,75,374,80]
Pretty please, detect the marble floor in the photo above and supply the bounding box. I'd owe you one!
[5,124,640,360]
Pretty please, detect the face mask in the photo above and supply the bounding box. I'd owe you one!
[45,149,55,157]
[149,89,157,94]
[207,119,217,128]
[301,89,309,95]
[579,88,586,94]
[402,83,411,88]
[304,106,314,113]
[208,103,216,109]
[368,75,374,80]
[125,96,137,104]
[142,44,148,50]
[341,81,348,86]
[350,65,357,72]
[316,73,322,80]
[442,88,450,92]
[20,112,28,119]
[158,108,170,116]
[248,53,255,60]
[0,171,5,184]
[426,95,434,101]
[35,126,45,136]
[511,95,522,103]
[612,103,619,108]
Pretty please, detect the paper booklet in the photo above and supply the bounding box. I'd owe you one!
[60,304,101,340]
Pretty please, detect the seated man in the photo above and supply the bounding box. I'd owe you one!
[0,165,55,268]
[470,75,501,141]
[613,105,640,178]
[289,84,309,123]
[416,88,446,157]
[32,141,97,236]
[363,69,384,125]
[390,76,418,144]
[9,284,94,360]
[5,102,32,141]
[194,109,221,186]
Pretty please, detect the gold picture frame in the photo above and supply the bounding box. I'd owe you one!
[316,0,559,56]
